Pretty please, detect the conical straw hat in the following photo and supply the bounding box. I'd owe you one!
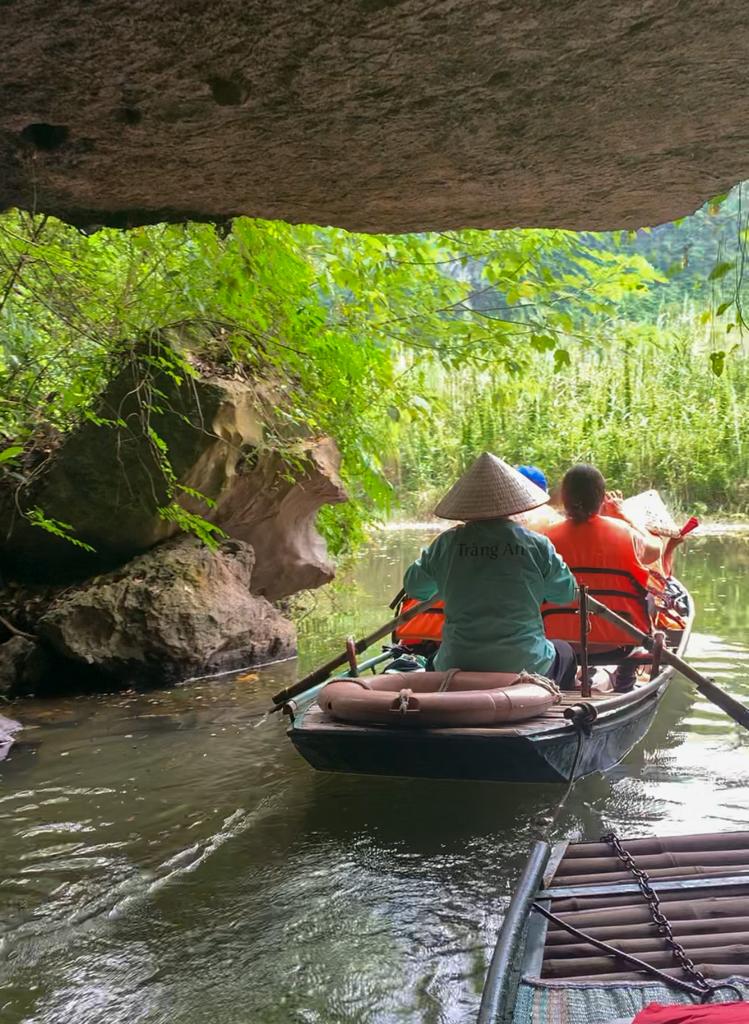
[434,452,550,521]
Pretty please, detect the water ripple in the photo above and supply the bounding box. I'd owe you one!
[1,533,749,1024]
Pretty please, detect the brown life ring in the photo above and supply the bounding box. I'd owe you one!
[319,670,560,728]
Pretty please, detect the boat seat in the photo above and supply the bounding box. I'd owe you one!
[543,566,653,648]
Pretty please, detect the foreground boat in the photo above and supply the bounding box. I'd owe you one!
[478,830,749,1022]
[284,584,693,784]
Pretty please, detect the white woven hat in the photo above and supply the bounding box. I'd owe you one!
[434,452,550,520]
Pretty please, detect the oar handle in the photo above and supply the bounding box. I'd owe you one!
[586,594,749,732]
[269,594,440,710]
[585,594,651,647]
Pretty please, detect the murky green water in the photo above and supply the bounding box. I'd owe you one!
[1,530,748,1024]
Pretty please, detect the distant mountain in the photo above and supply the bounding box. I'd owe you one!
[597,185,746,314]
[451,186,746,322]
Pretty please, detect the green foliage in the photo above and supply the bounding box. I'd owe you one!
[0,208,661,552]
[25,507,96,551]
[0,445,23,464]
[157,504,227,551]
[709,350,726,377]
[609,184,749,319]
[2,185,748,560]
[397,312,749,517]
[709,260,735,282]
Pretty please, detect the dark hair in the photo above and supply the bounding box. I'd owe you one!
[561,464,606,523]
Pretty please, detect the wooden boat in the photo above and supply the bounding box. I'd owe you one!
[478,830,749,1023]
[285,582,693,784]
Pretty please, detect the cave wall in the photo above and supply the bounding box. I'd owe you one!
[1,0,745,232]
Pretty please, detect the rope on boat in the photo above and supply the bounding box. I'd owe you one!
[515,670,562,699]
[567,723,586,785]
[533,717,589,843]
[438,668,461,692]
[396,689,412,714]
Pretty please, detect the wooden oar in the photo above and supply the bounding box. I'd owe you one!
[587,594,749,731]
[269,594,440,711]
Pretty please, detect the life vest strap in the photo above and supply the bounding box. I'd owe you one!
[565,565,649,595]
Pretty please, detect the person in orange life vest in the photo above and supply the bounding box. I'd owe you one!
[542,464,662,693]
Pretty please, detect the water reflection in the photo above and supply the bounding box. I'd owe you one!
[0,530,748,1024]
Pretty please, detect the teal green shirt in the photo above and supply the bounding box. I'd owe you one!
[403,518,576,674]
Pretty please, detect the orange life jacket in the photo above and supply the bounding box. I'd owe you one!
[394,597,445,643]
[542,515,652,646]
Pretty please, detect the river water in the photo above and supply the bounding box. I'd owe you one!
[1,529,748,1024]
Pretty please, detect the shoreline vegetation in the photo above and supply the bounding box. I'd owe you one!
[2,186,748,564]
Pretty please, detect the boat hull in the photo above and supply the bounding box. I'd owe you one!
[289,679,666,783]
[288,583,691,784]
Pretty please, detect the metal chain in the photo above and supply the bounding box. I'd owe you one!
[600,831,719,999]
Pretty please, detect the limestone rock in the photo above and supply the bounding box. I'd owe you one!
[0,340,266,578]
[0,336,345,595]
[0,2,744,231]
[37,536,296,686]
[0,637,36,698]
[213,437,347,599]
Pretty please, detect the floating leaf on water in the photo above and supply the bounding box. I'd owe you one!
[235,672,259,684]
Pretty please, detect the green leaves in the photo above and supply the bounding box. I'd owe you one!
[25,507,96,552]
[709,350,726,376]
[175,483,217,509]
[0,445,23,464]
[554,349,571,372]
[0,202,670,555]
[708,260,735,281]
[157,503,227,550]
[530,334,557,352]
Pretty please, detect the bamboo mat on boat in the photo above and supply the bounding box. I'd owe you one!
[513,976,749,1024]
[538,831,749,984]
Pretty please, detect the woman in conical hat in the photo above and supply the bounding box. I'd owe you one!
[403,453,578,689]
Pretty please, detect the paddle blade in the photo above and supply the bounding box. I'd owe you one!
[679,515,700,537]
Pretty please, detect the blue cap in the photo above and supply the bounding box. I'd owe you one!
[516,465,548,491]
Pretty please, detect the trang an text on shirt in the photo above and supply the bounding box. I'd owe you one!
[458,542,528,559]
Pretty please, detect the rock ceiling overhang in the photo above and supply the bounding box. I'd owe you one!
[1,0,744,232]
